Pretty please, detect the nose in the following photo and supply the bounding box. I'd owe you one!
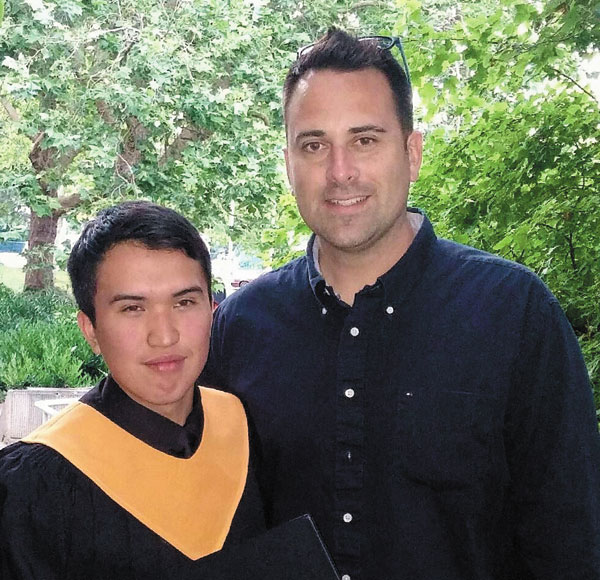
[326,145,359,185]
[147,311,179,348]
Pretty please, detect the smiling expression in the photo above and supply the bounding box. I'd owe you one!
[77,242,213,425]
[284,68,422,258]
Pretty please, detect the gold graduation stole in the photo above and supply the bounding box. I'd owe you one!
[22,387,249,560]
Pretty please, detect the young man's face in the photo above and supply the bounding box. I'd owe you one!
[78,242,212,425]
[284,68,422,257]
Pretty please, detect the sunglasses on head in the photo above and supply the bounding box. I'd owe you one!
[297,35,411,87]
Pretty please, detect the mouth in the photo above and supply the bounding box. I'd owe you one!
[327,196,368,207]
[144,355,186,372]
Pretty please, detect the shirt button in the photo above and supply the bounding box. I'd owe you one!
[349,327,359,337]
[344,388,355,398]
[405,391,414,397]
[343,513,353,523]
[342,576,351,580]
[321,307,327,315]
[386,305,394,314]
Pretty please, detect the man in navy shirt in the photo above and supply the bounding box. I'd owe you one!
[203,28,600,580]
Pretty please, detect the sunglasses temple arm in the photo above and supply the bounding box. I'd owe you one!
[397,40,412,87]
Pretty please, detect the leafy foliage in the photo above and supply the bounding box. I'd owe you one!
[0,0,598,412]
[0,284,105,396]
[0,283,74,330]
[0,0,296,285]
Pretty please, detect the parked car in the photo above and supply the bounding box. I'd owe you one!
[230,276,254,288]
[229,255,267,291]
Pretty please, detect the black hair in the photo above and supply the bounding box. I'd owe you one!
[283,27,413,136]
[67,201,211,324]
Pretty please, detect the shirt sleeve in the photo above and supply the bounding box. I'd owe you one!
[505,287,600,579]
[200,303,229,388]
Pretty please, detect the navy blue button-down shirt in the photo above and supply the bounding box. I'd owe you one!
[203,211,600,580]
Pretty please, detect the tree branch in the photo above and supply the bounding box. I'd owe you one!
[249,111,269,126]
[30,131,80,172]
[54,193,82,218]
[549,67,598,104]
[566,231,577,271]
[351,1,384,8]
[158,125,210,166]
[95,99,118,126]
[118,38,137,66]
[58,147,82,170]
[31,131,45,150]
[115,115,149,181]
[1,98,20,122]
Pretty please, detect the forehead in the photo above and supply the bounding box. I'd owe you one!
[95,242,206,294]
[285,68,399,135]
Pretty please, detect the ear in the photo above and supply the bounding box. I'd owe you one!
[407,130,423,183]
[283,147,295,196]
[77,311,101,355]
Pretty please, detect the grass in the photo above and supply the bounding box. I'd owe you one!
[0,265,71,293]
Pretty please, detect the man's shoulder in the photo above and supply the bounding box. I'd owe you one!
[437,237,527,271]
[218,255,309,311]
[0,441,66,483]
[437,237,545,280]
[431,237,558,306]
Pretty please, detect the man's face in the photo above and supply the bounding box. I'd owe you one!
[78,242,212,425]
[284,68,422,256]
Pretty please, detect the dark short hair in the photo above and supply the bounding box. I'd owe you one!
[67,201,211,324]
[283,27,413,136]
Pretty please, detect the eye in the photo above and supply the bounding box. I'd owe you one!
[121,304,143,313]
[301,141,326,154]
[356,136,376,148]
[175,298,197,308]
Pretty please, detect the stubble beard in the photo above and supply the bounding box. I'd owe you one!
[313,182,402,254]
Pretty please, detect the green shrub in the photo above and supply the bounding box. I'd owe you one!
[0,284,106,399]
[0,284,75,330]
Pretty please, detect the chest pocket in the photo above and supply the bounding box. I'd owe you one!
[396,389,506,489]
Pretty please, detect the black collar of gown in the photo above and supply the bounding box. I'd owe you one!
[80,376,204,459]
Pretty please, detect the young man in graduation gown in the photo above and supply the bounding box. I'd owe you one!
[0,201,266,579]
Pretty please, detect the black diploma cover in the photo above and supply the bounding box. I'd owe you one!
[197,514,340,579]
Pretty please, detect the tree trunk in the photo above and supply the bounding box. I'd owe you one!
[24,211,60,291]
[24,132,81,291]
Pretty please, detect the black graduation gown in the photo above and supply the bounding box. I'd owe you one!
[0,377,265,580]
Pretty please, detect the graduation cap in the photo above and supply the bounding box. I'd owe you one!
[198,514,341,579]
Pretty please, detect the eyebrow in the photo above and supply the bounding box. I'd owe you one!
[173,286,205,298]
[294,125,387,144]
[109,294,145,304]
[295,129,325,143]
[109,286,205,304]
[349,124,386,134]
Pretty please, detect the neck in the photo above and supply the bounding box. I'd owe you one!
[125,386,194,427]
[317,212,420,306]
[161,393,194,426]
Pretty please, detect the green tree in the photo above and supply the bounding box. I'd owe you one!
[1,0,284,288]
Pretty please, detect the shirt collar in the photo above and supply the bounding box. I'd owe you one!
[306,208,436,309]
[81,375,204,458]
